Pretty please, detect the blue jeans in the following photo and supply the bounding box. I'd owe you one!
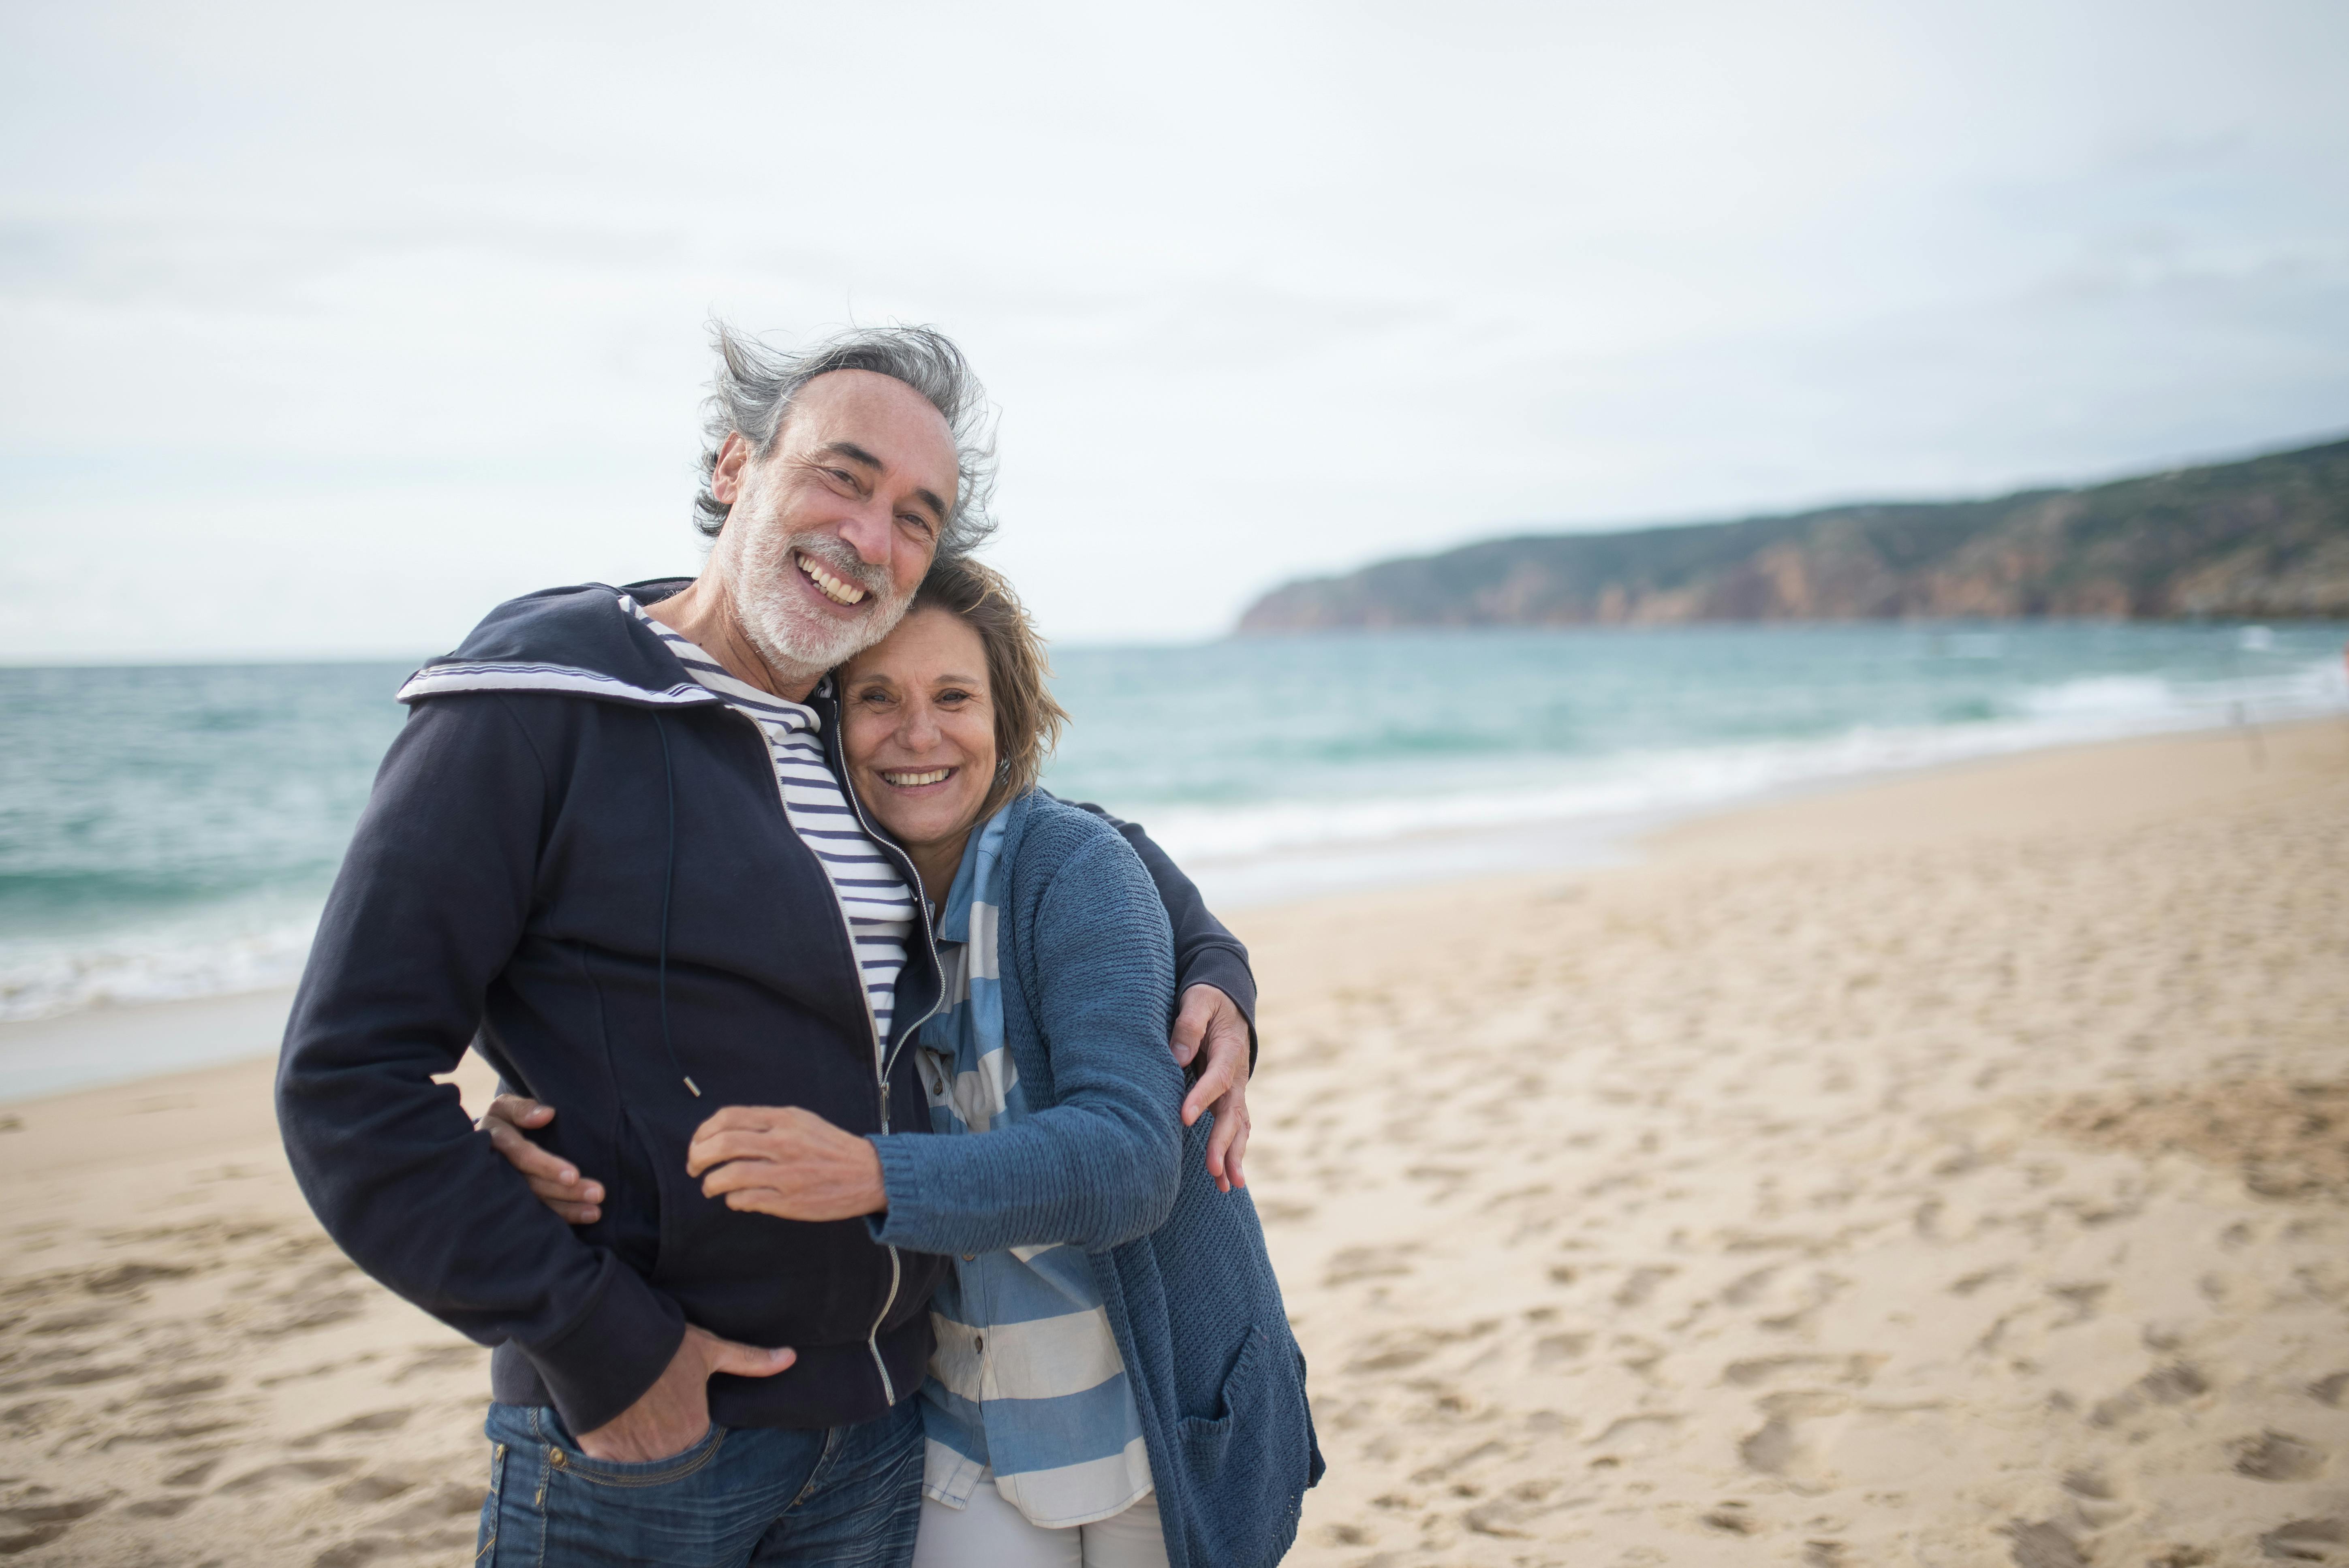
[475,1399,923,1567]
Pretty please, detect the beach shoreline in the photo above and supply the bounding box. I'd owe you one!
[6,711,2334,1106]
[2,718,2345,1564]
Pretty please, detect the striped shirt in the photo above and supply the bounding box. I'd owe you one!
[915,806,1155,1529]
[621,596,916,1049]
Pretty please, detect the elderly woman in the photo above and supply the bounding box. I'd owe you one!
[495,558,1319,1568]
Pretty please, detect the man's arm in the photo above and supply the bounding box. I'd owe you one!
[1061,798,1258,1060]
[276,696,690,1438]
[1055,796,1257,1190]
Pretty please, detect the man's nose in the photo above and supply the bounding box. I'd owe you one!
[836,503,895,570]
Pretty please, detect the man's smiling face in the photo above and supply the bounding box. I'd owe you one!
[706,368,961,683]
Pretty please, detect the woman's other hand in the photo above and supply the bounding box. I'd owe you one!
[687,1105,887,1221]
[479,1094,605,1224]
[1170,984,1251,1193]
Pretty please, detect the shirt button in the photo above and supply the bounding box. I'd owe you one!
[973,1335,984,1353]
[962,1254,975,1262]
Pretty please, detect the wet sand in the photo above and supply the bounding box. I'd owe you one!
[3,720,2345,1565]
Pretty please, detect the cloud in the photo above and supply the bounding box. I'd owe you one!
[1,0,2345,656]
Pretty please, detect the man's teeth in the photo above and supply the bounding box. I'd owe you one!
[797,554,868,605]
[883,769,953,787]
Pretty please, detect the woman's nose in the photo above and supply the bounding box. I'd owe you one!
[897,705,940,749]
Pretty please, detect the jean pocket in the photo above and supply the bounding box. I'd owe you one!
[556,1422,729,1489]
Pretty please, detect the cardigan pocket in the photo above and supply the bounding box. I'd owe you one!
[1173,1324,1302,1567]
[1175,1324,1267,1483]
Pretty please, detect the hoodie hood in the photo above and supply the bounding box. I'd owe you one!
[396,579,721,709]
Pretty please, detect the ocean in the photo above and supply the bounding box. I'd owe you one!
[3,620,2344,1034]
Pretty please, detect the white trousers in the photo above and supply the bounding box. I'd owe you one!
[909,1483,1170,1568]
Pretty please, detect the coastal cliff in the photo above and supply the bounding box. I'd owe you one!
[1237,437,2349,630]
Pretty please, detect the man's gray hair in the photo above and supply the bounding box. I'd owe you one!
[694,321,997,559]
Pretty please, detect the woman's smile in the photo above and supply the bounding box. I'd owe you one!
[839,606,1000,903]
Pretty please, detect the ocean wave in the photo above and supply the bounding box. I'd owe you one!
[1135,656,2348,865]
[0,911,320,1024]
[3,641,2340,1024]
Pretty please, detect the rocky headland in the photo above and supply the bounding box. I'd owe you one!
[1239,437,2349,631]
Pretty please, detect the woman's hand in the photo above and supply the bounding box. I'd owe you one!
[686,1105,887,1221]
[479,1094,605,1224]
[1170,984,1252,1193]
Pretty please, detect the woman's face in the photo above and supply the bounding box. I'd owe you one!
[839,607,998,852]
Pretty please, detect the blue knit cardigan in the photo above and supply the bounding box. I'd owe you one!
[869,792,1323,1568]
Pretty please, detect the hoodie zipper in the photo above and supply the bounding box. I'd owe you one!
[818,681,947,1407]
[724,686,947,1408]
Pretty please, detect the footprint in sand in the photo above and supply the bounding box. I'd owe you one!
[1738,1392,1847,1488]
[1700,1500,1760,1535]
[1347,1322,1496,1374]
[2058,1466,2132,1530]
[215,1459,361,1495]
[1613,1266,1679,1309]
[1723,1354,1879,1388]
[2089,1361,2211,1427]
[294,1409,413,1447]
[0,1497,113,1556]
[1322,1245,1415,1288]
[2260,1519,2348,1565]
[2231,1429,2329,1483]
[162,1458,221,1487]
[377,1482,485,1530]
[121,1497,197,1519]
[333,1472,421,1506]
[2001,1519,2089,1568]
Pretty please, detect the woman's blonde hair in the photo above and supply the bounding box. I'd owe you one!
[909,556,1069,820]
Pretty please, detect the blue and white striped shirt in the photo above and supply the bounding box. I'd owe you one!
[915,806,1155,1528]
[621,596,915,1049]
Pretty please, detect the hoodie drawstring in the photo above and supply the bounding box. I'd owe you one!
[653,714,699,1098]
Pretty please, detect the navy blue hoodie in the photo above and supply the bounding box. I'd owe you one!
[275,582,1256,1440]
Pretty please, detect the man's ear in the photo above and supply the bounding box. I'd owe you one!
[710,432,753,506]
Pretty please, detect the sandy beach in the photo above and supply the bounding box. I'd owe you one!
[4,720,2345,1566]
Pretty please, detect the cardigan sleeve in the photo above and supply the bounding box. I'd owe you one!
[865,828,1183,1256]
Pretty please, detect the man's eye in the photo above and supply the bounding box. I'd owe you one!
[898,513,935,537]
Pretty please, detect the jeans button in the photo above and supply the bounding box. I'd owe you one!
[550,1449,567,1468]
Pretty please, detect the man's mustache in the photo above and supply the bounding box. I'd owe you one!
[784,533,892,600]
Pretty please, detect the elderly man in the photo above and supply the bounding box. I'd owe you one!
[276,324,1258,1566]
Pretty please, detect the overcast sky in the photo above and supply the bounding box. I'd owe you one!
[3,0,2345,659]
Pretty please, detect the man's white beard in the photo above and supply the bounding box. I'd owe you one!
[727,520,912,684]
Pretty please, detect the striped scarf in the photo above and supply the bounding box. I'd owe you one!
[913,803,1155,1528]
